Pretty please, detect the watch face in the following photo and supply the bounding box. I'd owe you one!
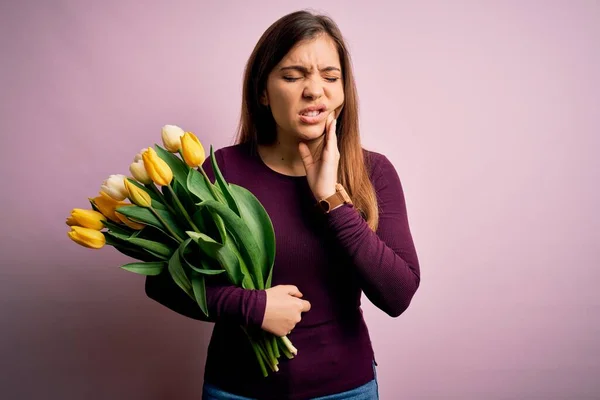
[319,200,330,212]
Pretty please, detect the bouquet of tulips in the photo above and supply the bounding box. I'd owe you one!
[66,125,296,377]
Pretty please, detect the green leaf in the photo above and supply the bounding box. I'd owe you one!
[191,272,208,317]
[198,199,264,289]
[173,179,196,216]
[186,230,245,286]
[212,212,227,244]
[125,238,174,258]
[103,232,160,262]
[191,208,207,233]
[89,199,101,213]
[115,205,186,240]
[105,229,173,259]
[168,239,194,299]
[209,145,240,215]
[187,168,216,202]
[161,183,176,209]
[177,239,226,276]
[154,144,190,188]
[229,184,276,288]
[135,224,178,244]
[102,219,133,237]
[142,182,166,203]
[186,231,221,258]
[266,267,274,289]
[120,261,166,275]
[105,230,131,241]
[189,266,226,275]
[223,229,255,289]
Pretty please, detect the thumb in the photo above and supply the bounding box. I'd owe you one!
[298,142,314,171]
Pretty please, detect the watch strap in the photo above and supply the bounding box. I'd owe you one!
[317,183,352,213]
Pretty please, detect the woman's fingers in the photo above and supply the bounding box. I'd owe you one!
[298,141,314,170]
[327,118,338,152]
[301,299,311,312]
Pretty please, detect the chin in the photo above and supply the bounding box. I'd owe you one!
[295,124,326,142]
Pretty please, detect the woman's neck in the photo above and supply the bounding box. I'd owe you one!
[258,135,325,177]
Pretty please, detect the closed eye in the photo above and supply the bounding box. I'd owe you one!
[283,76,340,83]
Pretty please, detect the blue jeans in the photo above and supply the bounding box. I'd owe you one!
[202,361,379,400]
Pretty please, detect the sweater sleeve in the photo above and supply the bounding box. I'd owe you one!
[325,154,421,317]
[144,148,267,327]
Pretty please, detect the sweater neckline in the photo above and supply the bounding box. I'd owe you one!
[247,142,308,182]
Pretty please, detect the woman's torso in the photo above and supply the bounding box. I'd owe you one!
[203,143,376,399]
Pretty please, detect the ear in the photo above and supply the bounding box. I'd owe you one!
[260,91,269,106]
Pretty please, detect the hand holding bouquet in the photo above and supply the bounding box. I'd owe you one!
[66,125,296,377]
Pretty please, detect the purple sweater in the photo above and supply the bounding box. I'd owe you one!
[145,142,420,399]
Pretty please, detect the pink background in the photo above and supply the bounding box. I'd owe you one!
[1,1,599,399]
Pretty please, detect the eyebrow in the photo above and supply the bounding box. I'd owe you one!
[279,65,341,73]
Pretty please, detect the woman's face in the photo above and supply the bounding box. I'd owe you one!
[263,34,345,143]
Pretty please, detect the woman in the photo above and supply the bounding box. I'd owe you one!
[146,10,420,400]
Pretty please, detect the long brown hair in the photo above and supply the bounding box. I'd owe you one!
[234,10,379,231]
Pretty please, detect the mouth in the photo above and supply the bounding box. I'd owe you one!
[299,105,328,124]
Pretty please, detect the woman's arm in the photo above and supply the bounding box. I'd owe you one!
[325,153,421,317]
[144,149,267,327]
[145,271,266,326]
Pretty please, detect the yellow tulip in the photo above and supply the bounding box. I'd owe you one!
[67,226,106,249]
[161,125,185,152]
[66,209,106,230]
[115,209,145,230]
[181,132,205,168]
[89,192,127,223]
[142,147,173,186]
[66,216,77,226]
[124,179,152,208]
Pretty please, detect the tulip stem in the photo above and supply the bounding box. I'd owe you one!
[145,184,178,215]
[166,185,200,233]
[148,207,184,243]
[198,166,220,201]
[280,336,297,356]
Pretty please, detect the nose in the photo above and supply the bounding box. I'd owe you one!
[302,77,324,100]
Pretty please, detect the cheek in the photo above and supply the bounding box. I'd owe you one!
[269,90,297,123]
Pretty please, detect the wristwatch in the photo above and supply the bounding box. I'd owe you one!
[316,183,353,213]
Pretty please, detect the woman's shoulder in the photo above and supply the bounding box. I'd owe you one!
[211,142,255,165]
[213,142,250,157]
[209,142,259,179]
[362,147,395,181]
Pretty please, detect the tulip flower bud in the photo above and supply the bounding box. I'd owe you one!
[66,208,106,230]
[100,174,128,201]
[115,208,145,230]
[133,148,148,163]
[129,160,152,184]
[180,132,205,168]
[161,125,185,152]
[124,179,152,208]
[66,216,77,226]
[142,147,173,186]
[89,192,127,223]
[67,226,106,249]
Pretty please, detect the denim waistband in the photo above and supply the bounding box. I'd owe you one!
[202,360,379,400]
